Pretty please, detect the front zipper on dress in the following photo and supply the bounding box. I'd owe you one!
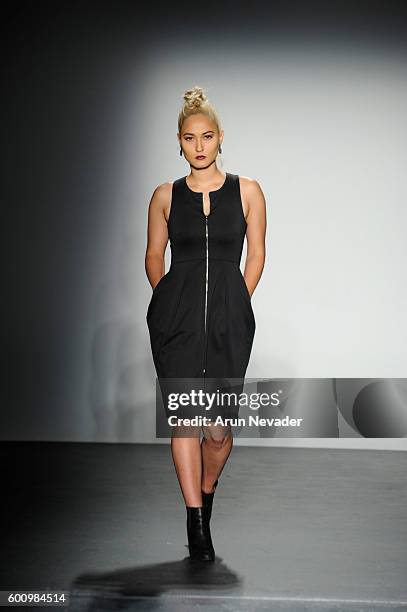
[203,211,208,376]
[202,186,212,380]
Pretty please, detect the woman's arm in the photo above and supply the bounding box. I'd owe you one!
[145,182,172,290]
[240,177,267,298]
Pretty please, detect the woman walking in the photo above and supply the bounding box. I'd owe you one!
[146,85,266,561]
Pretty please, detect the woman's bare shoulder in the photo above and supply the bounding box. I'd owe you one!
[152,180,173,198]
[149,181,173,211]
[238,175,263,192]
[238,175,265,205]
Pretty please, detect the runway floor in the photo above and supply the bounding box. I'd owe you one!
[1,441,406,611]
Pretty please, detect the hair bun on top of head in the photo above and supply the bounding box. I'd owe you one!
[178,85,221,134]
[183,86,207,109]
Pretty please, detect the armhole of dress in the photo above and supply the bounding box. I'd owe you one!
[167,181,175,231]
[236,175,248,227]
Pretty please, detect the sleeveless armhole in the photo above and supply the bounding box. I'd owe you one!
[167,181,175,231]
[236,175,248,227]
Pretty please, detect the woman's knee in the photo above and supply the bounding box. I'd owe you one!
[202,426,232,449]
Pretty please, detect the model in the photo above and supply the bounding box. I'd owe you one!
[145,85,266,562]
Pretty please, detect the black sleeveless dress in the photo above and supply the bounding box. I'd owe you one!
[147,172,256,422]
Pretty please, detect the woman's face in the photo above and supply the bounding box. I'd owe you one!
[179,113,223,168]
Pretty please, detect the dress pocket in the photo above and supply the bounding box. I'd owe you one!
[236,271,255,338]
[153,272,168,294]
[147,274,168,324]
[238,272,251,303]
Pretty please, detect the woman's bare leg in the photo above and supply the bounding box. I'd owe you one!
[201,425,233,493]
[170,426,203,507]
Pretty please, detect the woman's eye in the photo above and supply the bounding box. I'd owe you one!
[184,135,213,141]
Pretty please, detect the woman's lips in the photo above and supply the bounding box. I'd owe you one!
[195,155,206,159]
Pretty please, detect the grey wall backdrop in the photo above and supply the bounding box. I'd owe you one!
[2,1,407,450]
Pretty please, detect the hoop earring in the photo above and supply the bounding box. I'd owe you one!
[219,144,222,154]
[179,147,183,156]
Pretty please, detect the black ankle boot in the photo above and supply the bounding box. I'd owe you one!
[201,479,218,522]
[186,506,215,562]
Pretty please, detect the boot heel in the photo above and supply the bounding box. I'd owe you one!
[186,506,215,562]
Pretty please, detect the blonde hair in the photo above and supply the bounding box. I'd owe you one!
[178,86,221,134]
